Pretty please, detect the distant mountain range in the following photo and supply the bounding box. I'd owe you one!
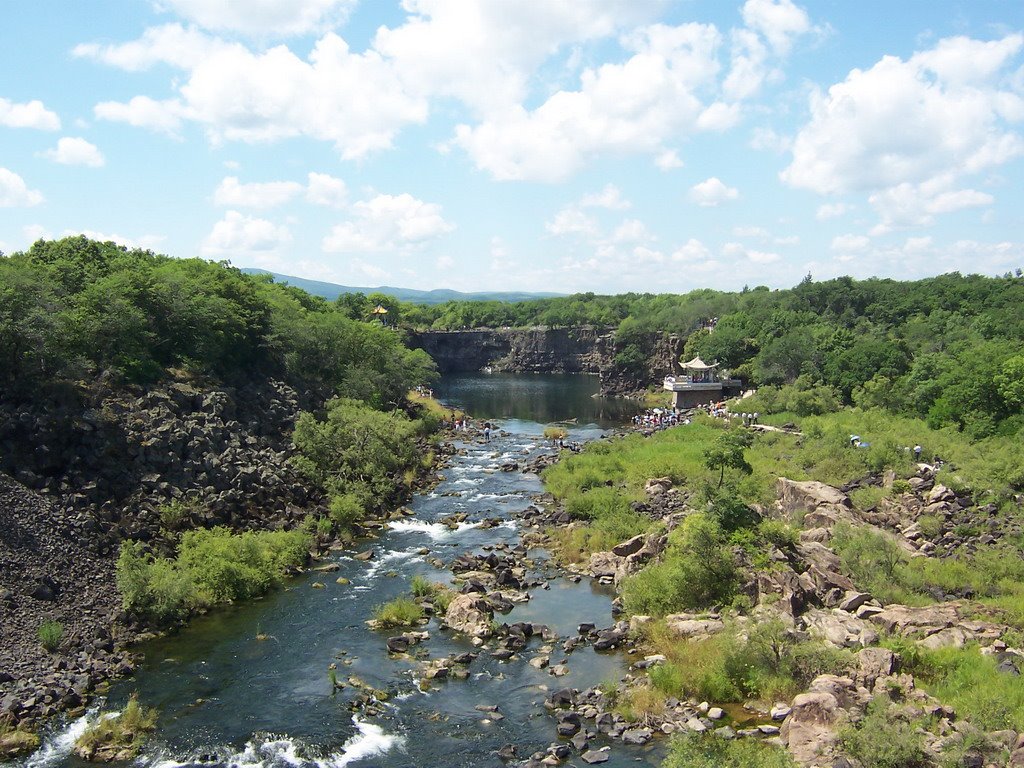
[240,269,562,304]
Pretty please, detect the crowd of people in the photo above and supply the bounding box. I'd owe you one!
[630,408,691,430]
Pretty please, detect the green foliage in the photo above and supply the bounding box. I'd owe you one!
[328,493,364,530]
[75,694,158,761]
[899,644,1024,731]
[372,596,424,628]
[116,528,310,626]
[703,428,754,488]
[403,272,1024,434]
[665,733,797,768]
[647,619,851,704]
[37,620,63,652]
[292,397,426,523]
[839,698,930,768]
[623,513,736,615]
[831,523,912,604]
[0,236,435,404]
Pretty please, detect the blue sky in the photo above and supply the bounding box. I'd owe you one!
[2,1,1023,293]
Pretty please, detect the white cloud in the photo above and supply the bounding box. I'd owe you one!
[436,254,455,269]
[867,174,994,234]
[73,23,230,70]
[0,168,44,207]
[831,234,871,252]
[816,202,850,220]
[23,224,51,243]
[689,177,739,206]
[655,149,684,170]
[611,218,654,244]
[95,96,185,136]
[671,238,711,262]
[305,172,348,208]
[733,225,770,239]
[453,21,723,181]
[579,183,631,210]
[546,208,599,237]
[82,30,428,160]
[202,210,292,255]
[322,193,455,253]
[741,0,813,56]
[214,176,303,208]
[490,236,513,271]
[782,34,1024,199]
[749,126,791,152]
[746,248,781,264]
[374,0,667,114]
[41,137,105,167]
[0,97,60,130]
[63,229,165,250]
[154,0,356,36]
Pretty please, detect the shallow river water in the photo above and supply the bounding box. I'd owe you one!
[20,375,661,768]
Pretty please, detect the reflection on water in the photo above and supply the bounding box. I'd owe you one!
[433,372,640,427]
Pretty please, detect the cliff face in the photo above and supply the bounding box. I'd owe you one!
[408,327,682,393]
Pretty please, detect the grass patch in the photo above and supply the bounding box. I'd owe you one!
[74,694,158,762]
[408,390,463,422]
[838,698,930,768]
[615,685,666,725]
[665,732,797,768]
[645,619,852,704]
[116,527,311,626]
[895,642,1024,731]
[372,596,425,628]
[37,620,63,652]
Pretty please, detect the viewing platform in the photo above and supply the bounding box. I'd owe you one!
[663,357,742,408]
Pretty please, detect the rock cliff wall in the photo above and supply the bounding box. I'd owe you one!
[408,327,683,394]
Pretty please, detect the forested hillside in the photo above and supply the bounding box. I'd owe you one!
[0,236,435,408]
[398,273,1024,438]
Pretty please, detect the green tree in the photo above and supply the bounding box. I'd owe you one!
[703,429,753,488]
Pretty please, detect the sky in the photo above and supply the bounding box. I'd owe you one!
[2,1,1024,294]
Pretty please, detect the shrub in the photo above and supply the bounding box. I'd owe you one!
[757,519,799,550]
[37,620,63,652]
[665,732,797,768]
[373,597,424,628]
[623,514,736,616]
[75,694,158,762]
[115,528,311,626]
[329,493,365,529]
[839,698,929,768]
[157,500,195,531]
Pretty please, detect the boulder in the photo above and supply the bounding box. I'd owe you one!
[444,593,494,638]
[777,478,851,517]
[664,614,725,641]
[780,689,848,766]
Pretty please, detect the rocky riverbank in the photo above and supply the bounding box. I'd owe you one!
[530,446,1024,767]
[0,375,333,736]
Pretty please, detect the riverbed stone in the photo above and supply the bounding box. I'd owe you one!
[444,593,494,638]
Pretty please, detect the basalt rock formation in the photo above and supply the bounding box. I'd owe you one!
[407,327,682,395]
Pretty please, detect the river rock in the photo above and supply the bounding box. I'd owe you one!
[444,593,494,638]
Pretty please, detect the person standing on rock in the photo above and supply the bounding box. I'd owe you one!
[484,422,491,442]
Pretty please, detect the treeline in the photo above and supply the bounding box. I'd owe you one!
[0,236,435,407]
[395,273,1024,438]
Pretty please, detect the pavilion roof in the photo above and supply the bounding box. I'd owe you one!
[682,356,718,370]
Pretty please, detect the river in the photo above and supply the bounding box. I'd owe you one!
[19,375,659,768]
